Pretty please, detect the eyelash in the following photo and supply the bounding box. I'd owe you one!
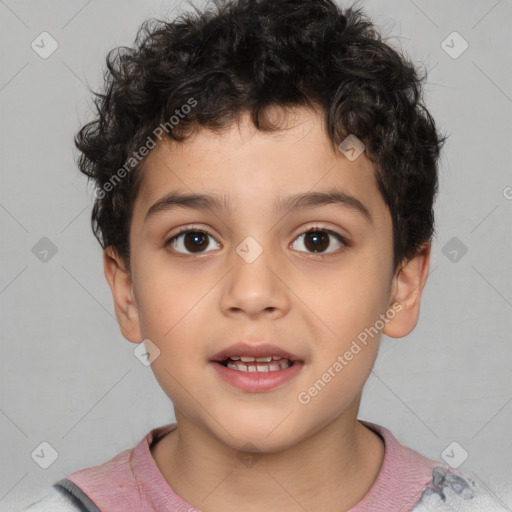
[165,225,350,257]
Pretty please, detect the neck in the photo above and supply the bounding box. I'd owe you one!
[151,408,385,512]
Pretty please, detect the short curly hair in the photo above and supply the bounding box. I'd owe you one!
[75,0,444,274]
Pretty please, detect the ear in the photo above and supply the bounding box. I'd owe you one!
[103,246,143,343]
[382,242,431,339]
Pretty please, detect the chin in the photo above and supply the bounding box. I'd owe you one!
[219,417,304,453]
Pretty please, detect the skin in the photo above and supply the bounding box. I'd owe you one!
[104,106,431,512]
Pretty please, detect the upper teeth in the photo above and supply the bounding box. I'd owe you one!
[226,358,292,372]
[231,355,285,362]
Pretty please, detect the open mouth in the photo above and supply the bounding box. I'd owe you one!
[211,350,303,391]
[218,356,294,372]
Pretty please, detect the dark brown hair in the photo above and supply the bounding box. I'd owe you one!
[75,0,444,273]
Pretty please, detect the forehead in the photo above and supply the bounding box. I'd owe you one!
[132,108,390,228]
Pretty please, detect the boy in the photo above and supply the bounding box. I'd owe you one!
[24,0,506,510]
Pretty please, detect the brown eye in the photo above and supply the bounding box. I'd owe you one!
[166,230,220,254]
[291,229,347,254]
[305,231,329,252]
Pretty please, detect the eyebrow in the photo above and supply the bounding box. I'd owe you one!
[144,189,373,224]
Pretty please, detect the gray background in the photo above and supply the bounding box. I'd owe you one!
[1,0,511,510]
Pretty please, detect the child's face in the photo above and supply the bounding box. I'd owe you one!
[106,107,426,451]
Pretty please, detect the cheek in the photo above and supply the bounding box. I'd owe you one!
[134,262,202,340]
[133,257,220,372]
[301,256,388,345]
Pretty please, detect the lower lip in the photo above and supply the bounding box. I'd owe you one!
[211,361,303,392]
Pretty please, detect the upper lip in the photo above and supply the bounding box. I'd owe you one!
[210,342,302,363]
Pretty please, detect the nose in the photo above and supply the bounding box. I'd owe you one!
[219,245,291,320]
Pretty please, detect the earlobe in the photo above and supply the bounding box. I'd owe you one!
[382,242,431,339]
[103,247,143,343]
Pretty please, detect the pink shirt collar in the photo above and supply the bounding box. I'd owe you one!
[67,420,439,511]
